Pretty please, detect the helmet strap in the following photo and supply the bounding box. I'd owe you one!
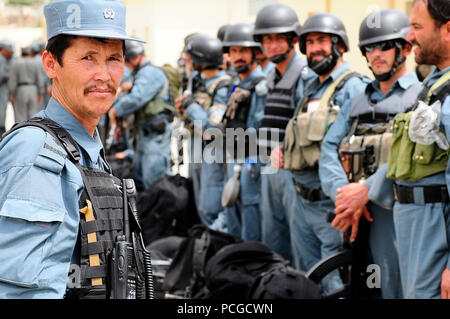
[308,36,341,75]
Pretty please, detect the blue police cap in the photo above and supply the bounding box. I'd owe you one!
[44,0,144,43]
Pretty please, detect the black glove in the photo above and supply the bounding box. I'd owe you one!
[180,94,195,111]
[150,118,167,134]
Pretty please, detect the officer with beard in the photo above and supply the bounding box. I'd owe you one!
[271,13,369,293]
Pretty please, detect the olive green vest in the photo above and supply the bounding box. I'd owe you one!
[387,70,450,181]
[283,70,356,171]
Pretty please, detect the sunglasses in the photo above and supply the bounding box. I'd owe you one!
[363,40,397,53]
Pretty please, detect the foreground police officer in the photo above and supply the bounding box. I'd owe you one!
[253,2,307,262]
[272,13,369,293]
[319,9,419,299]
[110,39,174,191]
[176,34,232,230]
[332,0,450,299]
[0,0,150,299]
[221,23,268,241]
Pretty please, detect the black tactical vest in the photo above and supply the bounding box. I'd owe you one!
[222,76,265,160]
[3,117,153,299]
[258,56,307,151]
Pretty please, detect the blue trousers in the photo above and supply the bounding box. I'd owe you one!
[393,201,450,299]
[198,160,225,227]
[291,193,343,294]
[367,202,403,299]
[134,116,173,191]
[224,161,262,241]
[260,167,298,262]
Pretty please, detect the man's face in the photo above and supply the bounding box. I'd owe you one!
[407,1,446,66]
[1,49,13,60]
[49,37,124,121]
[229,46,253,69]
[305,32,334,66]
[261,33,290,59]
[364,42,397,76]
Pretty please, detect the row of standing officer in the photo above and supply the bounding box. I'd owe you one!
[178,1,450,299]
[0,39,51,133]
[323,0,450,299]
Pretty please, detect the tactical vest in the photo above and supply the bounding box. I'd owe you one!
[3,117,153,299]
[339,82,422,182]
[387,70,450,182]
[186,75,233,136]
[222,76,266,160]
[258,57,307,151]
[132,61,175,131]
[283,70,360,171]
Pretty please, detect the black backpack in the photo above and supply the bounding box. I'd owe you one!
[248,266,323,299]
[162,224,242,298]
[203,241,288,299]
[137,174,200,246]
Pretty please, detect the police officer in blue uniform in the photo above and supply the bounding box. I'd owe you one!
[176,34,232,230]
[273,13,369,293]
[253,3,308,262]
[0,0,143,298]
[332,0,450,299]
[221,23,268,241]
[109,39,174,191]
[319,9,419,298]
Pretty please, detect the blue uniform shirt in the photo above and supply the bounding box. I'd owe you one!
[0,97,105,298]
[291,62,369,189]
[261,61,276,76]
[113,60,168,117]
[319,72,419,201]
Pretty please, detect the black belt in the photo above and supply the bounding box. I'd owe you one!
[393,184,449,204]
[292,178,328,202]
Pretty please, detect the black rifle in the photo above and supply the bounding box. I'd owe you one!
[109,179,139,299]
[306,146,379,299]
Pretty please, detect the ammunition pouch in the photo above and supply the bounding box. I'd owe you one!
[283,70,359,171]
[283,104,339,171]
[387,69,450,182]
[339,121,393,182]
[386,111,449,181]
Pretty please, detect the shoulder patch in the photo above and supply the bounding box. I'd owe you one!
[34,133,67,174]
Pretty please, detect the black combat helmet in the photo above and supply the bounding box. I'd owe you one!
[217,24,232,42]
[222,23,261,73]
[253,3,301,64]
[299,13,349,75]
[124,39,145,61]
[222,23,261,53]
[359,9,411,81]
[359,9,411,53]
[184,34,223,69]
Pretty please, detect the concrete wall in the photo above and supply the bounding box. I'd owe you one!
[123,0,416,78]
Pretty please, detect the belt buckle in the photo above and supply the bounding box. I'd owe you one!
[393,184,400,202]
